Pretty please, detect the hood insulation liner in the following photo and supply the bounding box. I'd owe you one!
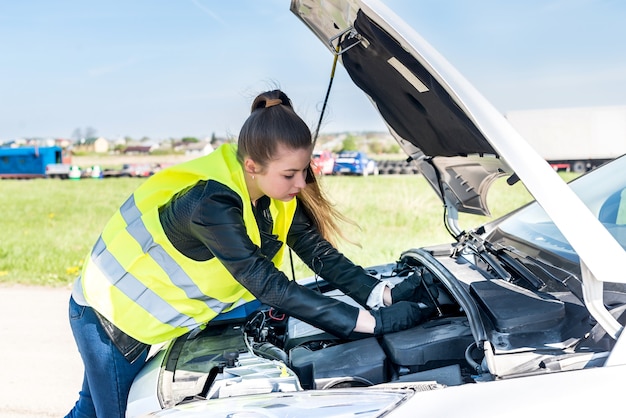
[341,10,496,158]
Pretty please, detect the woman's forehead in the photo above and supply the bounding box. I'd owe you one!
[268,144,312,168]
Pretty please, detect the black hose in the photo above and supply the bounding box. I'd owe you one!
[464,342,484,374]
[252,342,289,364]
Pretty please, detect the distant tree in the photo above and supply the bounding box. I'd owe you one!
[341,135,358,151]
[385,143,401,154]
[71,128,82,142]
[181,137,199,143]
[369,141,384,155]
[84,126,97,139]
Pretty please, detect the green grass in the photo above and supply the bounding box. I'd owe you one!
[0,178,145,286]
[316,175,531,273]
[0,172,577,287]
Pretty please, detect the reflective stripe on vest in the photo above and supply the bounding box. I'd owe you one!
[82,143,297,344]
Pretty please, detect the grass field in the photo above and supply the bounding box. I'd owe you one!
[0,172,578,287]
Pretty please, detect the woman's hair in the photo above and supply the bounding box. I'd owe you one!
[237,90,311,166]
[237,89,352,245]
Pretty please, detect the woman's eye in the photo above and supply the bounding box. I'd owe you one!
[283,175,294,179]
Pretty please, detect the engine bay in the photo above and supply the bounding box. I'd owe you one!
[154,249,607,409]
[156,254,481,408]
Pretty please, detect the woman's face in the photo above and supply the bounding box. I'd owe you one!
[245,144,311,203]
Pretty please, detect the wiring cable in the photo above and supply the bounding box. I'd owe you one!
[312,43,341,147]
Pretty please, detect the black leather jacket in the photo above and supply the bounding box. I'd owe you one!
[102,179,381,361]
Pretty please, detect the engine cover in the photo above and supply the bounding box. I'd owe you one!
[289,337,388,389]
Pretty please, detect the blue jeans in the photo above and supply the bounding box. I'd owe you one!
[65,296,148,418]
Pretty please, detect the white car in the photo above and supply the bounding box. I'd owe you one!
[127,1,626,416]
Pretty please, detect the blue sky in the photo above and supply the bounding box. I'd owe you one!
[2,0,626,141]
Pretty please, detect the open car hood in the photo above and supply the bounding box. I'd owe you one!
[291,0,508,218]
[291,0,626,343]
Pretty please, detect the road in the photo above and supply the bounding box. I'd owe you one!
[0,285,83,417]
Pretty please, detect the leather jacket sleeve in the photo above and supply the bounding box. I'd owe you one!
[287,204,381,307]
[180,181,361,340]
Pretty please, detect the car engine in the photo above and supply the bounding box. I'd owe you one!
[155,253,483,409]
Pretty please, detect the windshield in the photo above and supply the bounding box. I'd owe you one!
[496,155,626,262]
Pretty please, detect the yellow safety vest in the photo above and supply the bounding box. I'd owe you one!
[82,143,297,344]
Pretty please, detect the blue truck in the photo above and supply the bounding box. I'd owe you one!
[0,146,67,179]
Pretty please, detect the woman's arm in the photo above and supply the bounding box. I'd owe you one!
[287,203,383,307]
[355,309,376,333]
[185,182,362,339]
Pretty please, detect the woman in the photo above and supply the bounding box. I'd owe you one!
[65,90,427,417]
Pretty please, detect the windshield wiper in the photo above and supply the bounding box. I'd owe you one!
[455,227,586,303]
[454,227,558,292]
[495,248,546,290]
[452,228,511,281]
[502,248,584,301]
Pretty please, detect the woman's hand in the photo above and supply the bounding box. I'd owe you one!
[371,302,426,335]
[390,272,423,303]
[390,269,439,304]
[353,301,426,335]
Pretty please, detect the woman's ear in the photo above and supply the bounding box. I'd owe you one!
[243,158,257,176]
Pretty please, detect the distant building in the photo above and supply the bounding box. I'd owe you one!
[173,140,214,156]
[74,137,110,153]
[123,145,153,155]
[53,138,73,149]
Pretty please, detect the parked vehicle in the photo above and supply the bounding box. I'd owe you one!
[506,106,626,172]
[312,150,335,175]
[121,163,160,177]
[0,146,67,179]
[45,163,72,179]
[332,150,378,176]
[126,1,626,416]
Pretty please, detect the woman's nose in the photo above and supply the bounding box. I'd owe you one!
[296,172,307,188]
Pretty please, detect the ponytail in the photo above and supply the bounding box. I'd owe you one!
[238,89,354,244]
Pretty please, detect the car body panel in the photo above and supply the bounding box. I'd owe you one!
[142,389,410,418]
[126,349,163,417]
[391,364,625,417]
